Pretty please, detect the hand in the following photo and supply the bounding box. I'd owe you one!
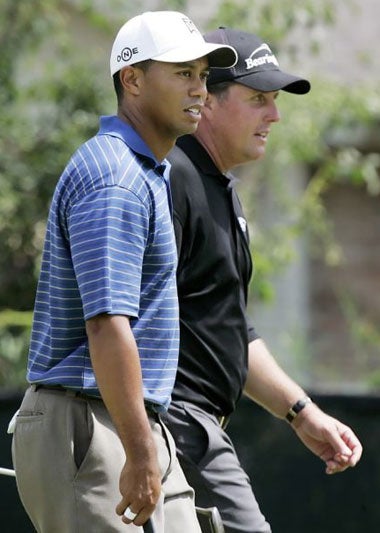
[292,403,363,475]
[115,454,161,527]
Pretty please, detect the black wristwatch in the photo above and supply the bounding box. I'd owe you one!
[286,396,312,423]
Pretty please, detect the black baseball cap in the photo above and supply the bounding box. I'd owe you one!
[204,27,311,94]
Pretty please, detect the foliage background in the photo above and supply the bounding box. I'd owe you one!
[0,0,379,389]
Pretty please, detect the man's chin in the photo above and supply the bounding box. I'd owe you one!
[178,123,199,137]
[252,149,266,162]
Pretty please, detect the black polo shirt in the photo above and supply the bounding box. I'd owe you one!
[169,135,259,416]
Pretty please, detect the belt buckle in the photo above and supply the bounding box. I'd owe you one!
[218,415,228,429]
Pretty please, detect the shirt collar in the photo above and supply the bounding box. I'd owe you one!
[98,115,168,176]
[176,135,233,187]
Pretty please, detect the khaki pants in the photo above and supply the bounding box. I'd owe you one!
[12,386,201,533]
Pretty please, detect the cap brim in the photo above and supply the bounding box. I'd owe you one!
[152,43,237,69]
[233,69,311,94]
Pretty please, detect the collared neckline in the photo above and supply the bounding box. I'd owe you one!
[176,135,233,187]
[98,115,168,176]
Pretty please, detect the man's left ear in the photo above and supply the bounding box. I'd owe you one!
[204,92,215,110]
[119,66,142,96]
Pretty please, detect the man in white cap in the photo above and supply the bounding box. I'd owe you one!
[165,27,363,532]
[11,12,236,532]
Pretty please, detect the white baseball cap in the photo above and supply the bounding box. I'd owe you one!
[110,11,238,76]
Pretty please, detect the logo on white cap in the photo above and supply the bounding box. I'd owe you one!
[118,46,138,64]
[182,18,198,34]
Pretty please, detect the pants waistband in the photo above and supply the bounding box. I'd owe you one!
[31,383,102,400]
[30,383,159,417]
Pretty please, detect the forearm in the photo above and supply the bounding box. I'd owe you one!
[86,314,156,461]
[244,338,363,473]
[243,338,309,419]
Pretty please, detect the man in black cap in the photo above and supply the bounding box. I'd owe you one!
[164,28,362,532]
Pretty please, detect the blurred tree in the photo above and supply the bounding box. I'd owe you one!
[0,0,115,386]
[0,0,379,388]
[0,0,114,312]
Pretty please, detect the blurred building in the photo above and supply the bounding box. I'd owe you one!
[246,1,380,393]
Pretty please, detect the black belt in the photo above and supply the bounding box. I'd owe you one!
[31,383,160,417]
[31,383,101,400]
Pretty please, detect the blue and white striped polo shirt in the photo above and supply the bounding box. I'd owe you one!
[27,115,179,410]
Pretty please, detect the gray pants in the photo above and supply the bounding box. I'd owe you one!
[12,386,201,533]
[163,401,271,533]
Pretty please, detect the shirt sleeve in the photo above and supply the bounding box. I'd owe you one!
[67,186,149,320]
[247,318,260,343]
